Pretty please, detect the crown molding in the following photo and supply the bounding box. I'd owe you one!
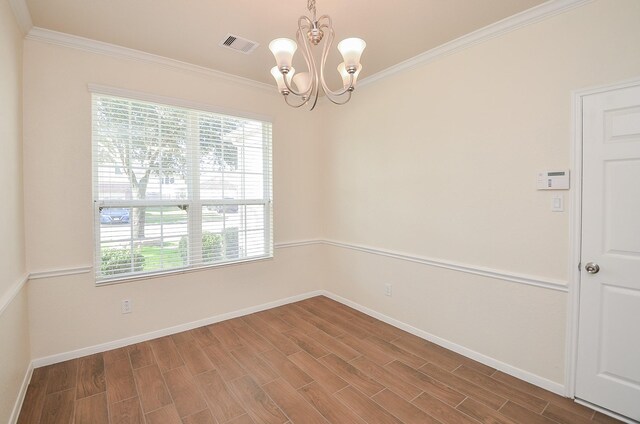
[359,0,593,88]
[8,0,33,34]
[25,27,276,93]
[22,0,591,94]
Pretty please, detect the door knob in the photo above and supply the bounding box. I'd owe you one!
[585,262,600,274]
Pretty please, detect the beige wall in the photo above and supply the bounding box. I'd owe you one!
[23,40,324,358]
[17,0,640,399]
[0,0,30,422]
[321,0,640,384]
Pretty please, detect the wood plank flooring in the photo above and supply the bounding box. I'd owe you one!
[18,296,623,424]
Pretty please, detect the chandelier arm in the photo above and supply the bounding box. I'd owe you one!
[308,63,320,110]
[282,28,313,99]
[319,26,353,98]
[298,23,321,109]
[298,20,317,75]
[284,94,310,108]
[309,83,320,110]
[298,15,313,30]
[281,79,307,98]
[324,89,352,106]
[316,15,331,29]
[324,73,354,103]
[281,78,309,98]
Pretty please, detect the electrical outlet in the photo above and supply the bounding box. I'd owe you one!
[121,299,132,314]
[385,283,392,297]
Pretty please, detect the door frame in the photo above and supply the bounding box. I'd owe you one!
[565,76,640,401]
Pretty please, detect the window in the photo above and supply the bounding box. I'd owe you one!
[92,91,272,283]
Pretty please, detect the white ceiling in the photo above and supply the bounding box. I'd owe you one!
[25,0,546,87]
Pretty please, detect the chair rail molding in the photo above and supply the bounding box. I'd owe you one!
[23,239,567,292]
[322,239,568,292]
[0,273,28,316]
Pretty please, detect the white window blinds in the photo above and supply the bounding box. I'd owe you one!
[92,92,273,283]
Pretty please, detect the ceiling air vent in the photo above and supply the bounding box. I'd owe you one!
[219,33,259,54]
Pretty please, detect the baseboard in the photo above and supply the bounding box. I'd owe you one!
[29,287,565,398]
[321,290,566,396]
[32,290,323,367]
[9,361,33,424]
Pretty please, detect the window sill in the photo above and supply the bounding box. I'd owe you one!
[95,254,274,286]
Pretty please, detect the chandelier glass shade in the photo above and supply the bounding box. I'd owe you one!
[269,0,366,110]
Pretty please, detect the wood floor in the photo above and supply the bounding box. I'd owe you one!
[18,296,621,424]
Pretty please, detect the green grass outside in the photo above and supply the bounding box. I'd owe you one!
[139,243,184,271]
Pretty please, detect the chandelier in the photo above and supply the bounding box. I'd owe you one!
[269,0,366,110]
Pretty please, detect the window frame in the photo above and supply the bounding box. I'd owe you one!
[90,85,273,285]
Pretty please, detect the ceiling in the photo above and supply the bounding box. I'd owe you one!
[25,0,546,88]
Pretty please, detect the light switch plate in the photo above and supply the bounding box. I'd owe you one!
[552,195,564,212]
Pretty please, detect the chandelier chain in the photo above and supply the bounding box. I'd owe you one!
[307,0,317,19]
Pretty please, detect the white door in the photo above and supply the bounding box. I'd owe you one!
[576,83,640,421]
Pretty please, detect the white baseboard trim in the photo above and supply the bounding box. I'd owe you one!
[31,290,323,367]
[27,287,567,410]
[9,361,33,424]
[321,290,566,396]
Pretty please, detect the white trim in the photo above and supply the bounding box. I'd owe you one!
[96,256,274,287]
[29,288,566,396]
[88,84,273,124]
[24,239,567,292]
[8,362,33,424]
[322,291,566,395]
[24,247,309,284]
[323,239,568,292]
[28,266,92,280]
[358,0,592,88]
[0,274,28,316]
[8,0,32,34]
[565,80,585,399]
[565,76,640,399]
[25,27,276,93]
[22,1,591,95]
[31,290,323,367]
[274,240,322,249]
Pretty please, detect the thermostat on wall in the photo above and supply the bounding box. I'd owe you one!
[537,170,570,190]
